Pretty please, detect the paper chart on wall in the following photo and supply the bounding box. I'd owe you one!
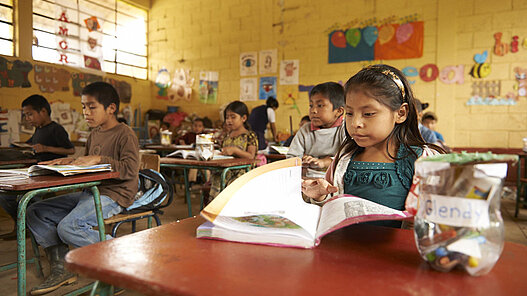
[279,60,299,85]
[240,78,258,101]
[259,49,278,74]
[259,76,277,100]
[240,52,257,76]
[199,71,219,104]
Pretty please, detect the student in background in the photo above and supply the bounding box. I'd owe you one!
[0,95,75,240]
[22,95,75,161]
[248,96,279,150]
[283,115,310,147]
[208,101,257,202]
[287,82,346,178]
[302,65,443,228]
[415,100,438,144]
[177,117,205,145]
[422,111,445,142]
[25,82,140,295]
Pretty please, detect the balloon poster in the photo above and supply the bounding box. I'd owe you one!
[328,21,424,63]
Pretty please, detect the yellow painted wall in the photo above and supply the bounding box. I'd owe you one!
[149,0,527,148]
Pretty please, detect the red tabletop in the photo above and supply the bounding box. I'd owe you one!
[0,158,37,166]
[65,217,527,296]
[0,171,120,191]
[160,157,256,167]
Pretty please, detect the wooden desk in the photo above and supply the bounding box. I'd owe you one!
[143,144,192,157]
[264,153,286,162]
[0,171,119,296]
[66,217,527,296]
[160,158,255,217]
[0,158,37,168]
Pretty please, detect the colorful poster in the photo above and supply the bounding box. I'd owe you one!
[0,57,32,88]
[259,76,277,100]
[55,7,79,66]
[71,72,103,96]
[259,49,278,74]
[199,71,219,104]
[328,21,424,63]
[240,52,257,76]
[105,78,132,103]
[240,78,258,101]
[81,16,104,70]
[168,68,194,102]
[34,64,70,93]
[279,60,299,85]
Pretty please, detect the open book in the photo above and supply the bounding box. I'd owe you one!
[269,145,289,155]
[197,158,412,248]
[0,164,112,178]
[166,149,233,160]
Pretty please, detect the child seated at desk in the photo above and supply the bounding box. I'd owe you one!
[301,65,443,228]
[176,117,205,145]
[208,101,257,203]
[0,94,74,240]
[287,82,346,178]
[25,82,140,295]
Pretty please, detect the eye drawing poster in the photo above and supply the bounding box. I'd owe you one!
[240,52,257,76]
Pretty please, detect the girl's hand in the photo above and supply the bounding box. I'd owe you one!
[221,146,237,156]
[71,156,101,166]
[38,157,74,165]
[301,179,337,201]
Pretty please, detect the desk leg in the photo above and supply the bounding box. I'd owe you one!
[517,158,522,218]
[90,280,114,296]
[184,168,192,217]
[16,190,39,296]
[89,186,106,242]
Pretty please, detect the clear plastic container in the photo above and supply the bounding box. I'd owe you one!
[195,134,215,161]
[413,153,517,276]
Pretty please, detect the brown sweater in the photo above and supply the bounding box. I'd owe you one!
[85,123,139,208]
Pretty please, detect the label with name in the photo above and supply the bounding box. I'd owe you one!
[421,194,489,228]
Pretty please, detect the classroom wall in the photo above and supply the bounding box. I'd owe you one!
[149,0,527,148]
[0,0,152,141]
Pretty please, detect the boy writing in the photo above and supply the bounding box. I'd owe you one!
[26,82,140,295]
[287,82,346,178]
[0,95,74,240]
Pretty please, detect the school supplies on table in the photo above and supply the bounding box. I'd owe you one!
[0,164,112,177]
[166,149,233,160]
[413,152,517,276]
[196,158,412,249]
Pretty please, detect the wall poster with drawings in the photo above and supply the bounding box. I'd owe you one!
[240,78,258,101]
[240,52,257,76]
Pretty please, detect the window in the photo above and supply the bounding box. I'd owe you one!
[0,0,14,56]
[32,0,147,79]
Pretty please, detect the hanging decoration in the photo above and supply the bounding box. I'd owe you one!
[81,15,103,70]
[71,72,102,96]
[56,9,75,66]
[168,69,194,101]
[469,50,491,79]
[34,64,70,93]
[155,68,170,99]
[513,67,527,100]
[239,78,257,101]
[0,57,32,88]
[259,76,277,100]
[240,52,257,76]
[279,60,299,85]
[493,32,509,56]
[328,14,423,63]
[199,71,219,104]
[466,80,516,106]
[259,49,278,74]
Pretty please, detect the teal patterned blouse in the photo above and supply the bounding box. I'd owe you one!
[343,144,422,228]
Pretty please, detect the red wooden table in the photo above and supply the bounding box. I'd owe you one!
[66,216,527,296]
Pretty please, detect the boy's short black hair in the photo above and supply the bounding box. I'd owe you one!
[301,115,310,122]
[309,82,345,110]
[193,117,204,124]
[22,95,51,116]
[266,96,279,109]
[81,82,120,115]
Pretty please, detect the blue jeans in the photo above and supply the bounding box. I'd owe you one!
[0,192,41,221]
[27,191,122,248]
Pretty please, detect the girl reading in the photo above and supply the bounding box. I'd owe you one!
[208,101,258,202]
[302,64,443,228]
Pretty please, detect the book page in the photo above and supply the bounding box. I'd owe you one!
[202,158,321,240]
[28,164,112,176]
[315,195,411,239]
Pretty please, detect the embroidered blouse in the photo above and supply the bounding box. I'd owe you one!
[222,130,258,152]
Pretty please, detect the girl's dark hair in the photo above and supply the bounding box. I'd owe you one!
[224,100,251,130]
[266,96,279,108]
[81,82,120,116]
[335,64,443,168]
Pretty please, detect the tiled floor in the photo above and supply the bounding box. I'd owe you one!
[0,186,526,296]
